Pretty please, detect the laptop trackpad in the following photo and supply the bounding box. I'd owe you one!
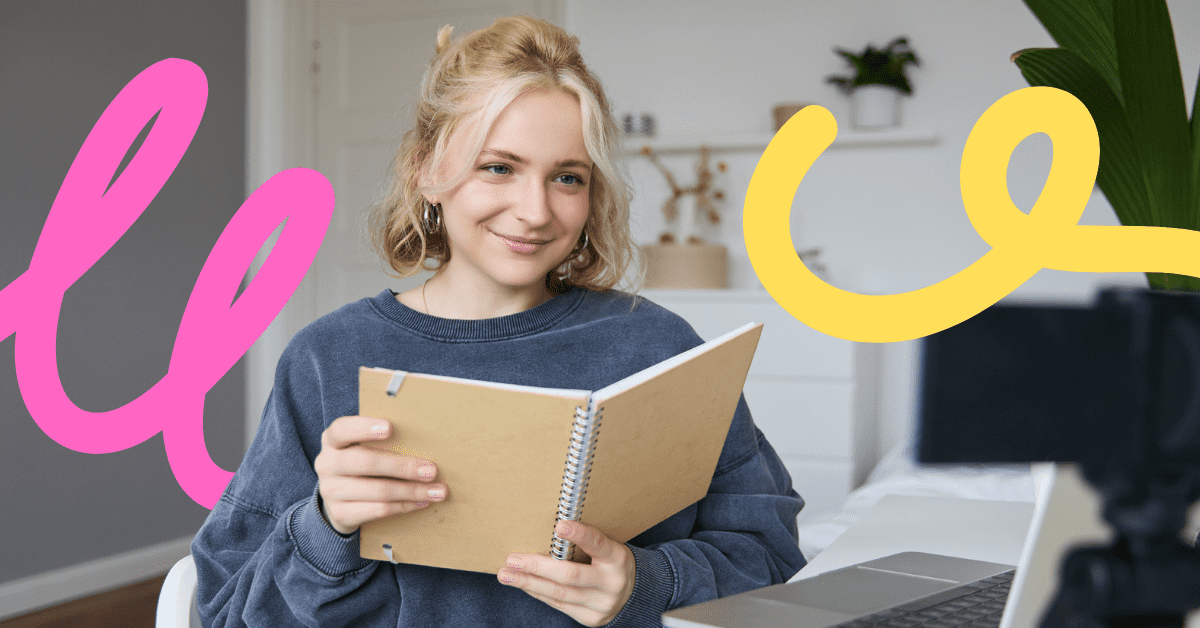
[754,568,956,615]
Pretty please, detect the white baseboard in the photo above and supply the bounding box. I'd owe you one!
[0,535,193,620]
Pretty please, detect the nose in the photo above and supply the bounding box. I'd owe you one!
[512,176,553,227]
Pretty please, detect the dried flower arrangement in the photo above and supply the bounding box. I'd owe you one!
[797,247,827,278]
[639,145,727,244]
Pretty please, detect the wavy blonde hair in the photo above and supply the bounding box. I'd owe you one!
[368,16,636,293]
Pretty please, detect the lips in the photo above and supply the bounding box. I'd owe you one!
[494,232,552,254]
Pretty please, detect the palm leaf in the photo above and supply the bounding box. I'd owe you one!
[1019,0,1199,291]
[1112,0,1192,231]
[1013,48,1152,228]
[1024,0,1121,102]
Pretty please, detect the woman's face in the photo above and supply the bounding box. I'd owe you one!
[427,88,592,296]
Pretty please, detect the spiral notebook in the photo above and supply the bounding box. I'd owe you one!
[356,322,763,573]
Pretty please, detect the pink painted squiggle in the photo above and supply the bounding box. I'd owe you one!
[0,58,334,509]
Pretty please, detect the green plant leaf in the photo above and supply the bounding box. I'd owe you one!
[1023,0,1121,103]
[1013,48,1153,228]
[829,40,918,94]
[1021,0,1200,291]
[1112,0,1192,230]
[1148,272,1200,291]
[835,48,861,64]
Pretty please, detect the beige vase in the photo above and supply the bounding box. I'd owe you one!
[641,243,728,289]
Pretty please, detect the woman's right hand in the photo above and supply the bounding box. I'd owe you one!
[314,416,447,535]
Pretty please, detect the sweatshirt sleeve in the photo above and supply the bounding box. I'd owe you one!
[191,344,401,627]
[603,396,807,628]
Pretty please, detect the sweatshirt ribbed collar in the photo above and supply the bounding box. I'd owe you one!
[369,287,585,342]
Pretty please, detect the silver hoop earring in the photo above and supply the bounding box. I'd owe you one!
[570,231,589,258]
[562,231,589,281]
[422,201,442,234]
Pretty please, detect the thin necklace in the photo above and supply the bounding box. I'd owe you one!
[421,280,551,317]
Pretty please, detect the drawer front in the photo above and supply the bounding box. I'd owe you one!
[782,457,853,524]
[745,379,854,459]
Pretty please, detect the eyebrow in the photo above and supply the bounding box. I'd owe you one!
[481,149,591,170]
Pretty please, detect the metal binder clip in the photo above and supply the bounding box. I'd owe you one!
[382,543,398,564]
[386,371,407,397]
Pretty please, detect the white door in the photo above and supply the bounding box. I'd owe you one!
[310,0,562,320]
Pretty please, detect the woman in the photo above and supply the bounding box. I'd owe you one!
[192,16,806,627]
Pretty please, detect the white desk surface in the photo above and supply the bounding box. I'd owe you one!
[790,495,1035,582]
[788,486,1199,628]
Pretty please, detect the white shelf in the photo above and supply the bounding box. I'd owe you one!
[621,128,938,155]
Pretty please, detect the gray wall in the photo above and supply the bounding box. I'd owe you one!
[1,1,246,583]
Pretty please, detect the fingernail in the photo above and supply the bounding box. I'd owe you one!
[417,465,436,479]
[371,422,388,437]
[557,520,574,536]
[427,487,445,500]
[506,557,523,570]
[499,571,517,584]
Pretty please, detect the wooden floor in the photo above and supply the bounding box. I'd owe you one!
[1,574,166,628]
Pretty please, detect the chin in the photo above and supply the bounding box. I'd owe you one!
[484,256,565,287]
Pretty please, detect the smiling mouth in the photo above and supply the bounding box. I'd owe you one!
[495,232,553,253]
[496,234,550,244]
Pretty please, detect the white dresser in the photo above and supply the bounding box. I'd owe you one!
[641,289,879,523]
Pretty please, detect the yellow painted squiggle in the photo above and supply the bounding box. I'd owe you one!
[744,86,1200,343]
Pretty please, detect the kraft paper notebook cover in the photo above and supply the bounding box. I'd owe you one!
[357,322,763,574]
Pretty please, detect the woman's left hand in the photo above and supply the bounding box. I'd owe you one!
[498,519,636,627]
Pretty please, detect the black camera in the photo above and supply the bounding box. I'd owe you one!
[916,288,1200,628]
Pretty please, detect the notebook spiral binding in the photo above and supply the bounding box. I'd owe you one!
[551,399,602,560]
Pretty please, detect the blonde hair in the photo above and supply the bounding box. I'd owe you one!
[368,16,636,293]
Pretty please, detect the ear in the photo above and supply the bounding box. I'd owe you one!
[417,178,440,206]
[413,152,439,205]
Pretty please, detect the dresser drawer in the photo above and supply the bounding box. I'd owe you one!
[782,457,853,524]
[745,379,854,459]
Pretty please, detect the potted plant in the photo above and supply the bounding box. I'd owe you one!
[1012,0,1199,292]
[826,37,921,129]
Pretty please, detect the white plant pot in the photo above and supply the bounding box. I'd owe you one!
[850,85,901,129]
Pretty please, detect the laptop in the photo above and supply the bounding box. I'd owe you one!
[661,462,1111,628]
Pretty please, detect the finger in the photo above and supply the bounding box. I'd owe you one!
[497,565,600,609]
[320,475,447,503]
[505,552,596,589]
[318,446,438,482]
[517,587,608,627]
[325,497,431,532]
[322,415,392,450]
[520,587,574,612]
[556,520,618,563]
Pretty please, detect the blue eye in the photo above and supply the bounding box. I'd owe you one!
[556,173,585,186]
[483,164,511,175]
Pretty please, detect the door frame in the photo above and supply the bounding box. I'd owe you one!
[246,0,318,448]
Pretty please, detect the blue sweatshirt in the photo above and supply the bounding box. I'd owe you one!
[192,287,806,627]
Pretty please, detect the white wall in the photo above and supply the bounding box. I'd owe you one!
[566,0,1200,464]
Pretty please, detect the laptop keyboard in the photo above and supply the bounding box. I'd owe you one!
[831,570,1015,628]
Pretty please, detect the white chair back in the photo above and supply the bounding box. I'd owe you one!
[156,555,201,628]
